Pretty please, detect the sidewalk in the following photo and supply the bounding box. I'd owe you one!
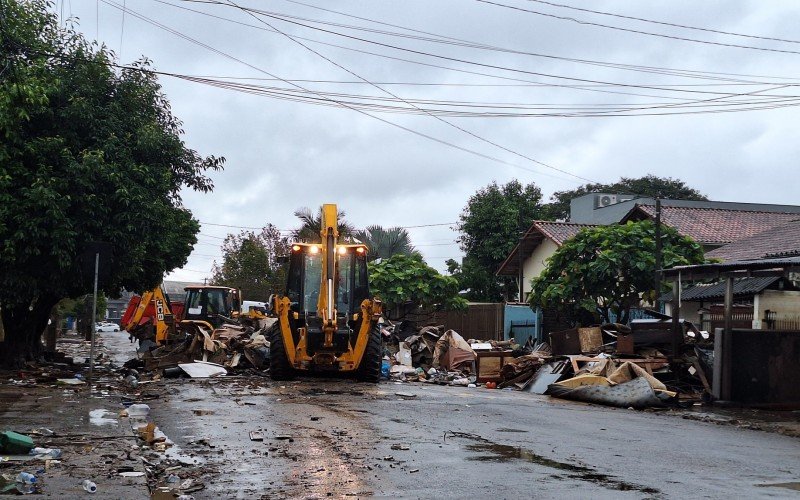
[0,330,148,498]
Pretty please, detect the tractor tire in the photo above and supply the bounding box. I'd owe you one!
[355,323,382,383]
[268,322,294,381]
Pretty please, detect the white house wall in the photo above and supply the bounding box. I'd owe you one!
[522,238,559,298]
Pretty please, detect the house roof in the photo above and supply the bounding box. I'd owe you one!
[496,221,597,276]
[622,204,800,245]
[659,276,787,302]
[705,219,800,262]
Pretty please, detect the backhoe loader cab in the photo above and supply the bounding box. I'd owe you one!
[183,286,241,329]
[269,204,383,381]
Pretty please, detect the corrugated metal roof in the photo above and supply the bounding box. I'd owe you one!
[659,276,781,302]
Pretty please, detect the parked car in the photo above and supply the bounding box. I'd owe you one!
[95,322,120,332]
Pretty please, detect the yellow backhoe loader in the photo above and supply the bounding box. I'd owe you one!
[122,285,243,345]
[268,204,383,381]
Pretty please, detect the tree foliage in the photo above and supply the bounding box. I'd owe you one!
[210,225,289,301]
[353,225,416,262]
[292,206,354,243]
[529,221,705,325]
[370,254,467,319]
[544,175,708,221]
[453,179,546,302]
[0,0,223,366]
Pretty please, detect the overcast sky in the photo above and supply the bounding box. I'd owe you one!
[59,0,800,281]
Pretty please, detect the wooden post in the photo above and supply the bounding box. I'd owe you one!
[671,279,681,361]
[721,276,734,401]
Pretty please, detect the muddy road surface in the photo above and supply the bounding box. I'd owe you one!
[146,376,800,499]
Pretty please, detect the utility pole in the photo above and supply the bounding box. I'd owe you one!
[88,252,99,391]
[654,198,663,312]
[517,210,524,303]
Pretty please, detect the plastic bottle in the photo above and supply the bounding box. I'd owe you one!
[15,473,36,485]
[166,474,180,484]
[82,480,97,493]
[29,447,62,459]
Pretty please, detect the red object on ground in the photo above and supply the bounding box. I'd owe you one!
[485,382,497,389]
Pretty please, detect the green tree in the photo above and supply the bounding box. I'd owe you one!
[0,0,223,366]
[353,225,416,262]
[210,225,289,301]
[292,206,355,243]
[529,220,705,325]
[454,179,546,302]
[370,254,467,320]
[544,175,708,221]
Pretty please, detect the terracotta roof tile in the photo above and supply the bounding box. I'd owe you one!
[706,219,800,262]
[633,205,799,245]
[535,221,597,245]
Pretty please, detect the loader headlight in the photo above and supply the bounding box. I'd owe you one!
[337,246,347,255]
[292,245,301,252]
[356,246,365,254]
[309,245,319,254]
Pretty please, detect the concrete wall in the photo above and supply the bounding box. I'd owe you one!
[664,301,702,326]
[753,290,800,329]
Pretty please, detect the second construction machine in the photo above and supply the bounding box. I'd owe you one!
[268,204,383,382]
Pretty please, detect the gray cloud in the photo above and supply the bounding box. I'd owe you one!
[61,0,800,280]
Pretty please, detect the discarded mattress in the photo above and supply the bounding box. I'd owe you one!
[548,376,669,409]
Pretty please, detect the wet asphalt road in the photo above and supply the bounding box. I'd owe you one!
[144,375,800,499]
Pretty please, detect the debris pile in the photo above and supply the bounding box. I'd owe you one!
[380,316,715,409]
[132,319,276,378]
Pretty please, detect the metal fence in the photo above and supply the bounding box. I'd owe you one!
[764,311,800,331]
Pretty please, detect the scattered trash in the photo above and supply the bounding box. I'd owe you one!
[178,361,227,378]
[390,444,410,450]
[249,431,265,441]
[192,409,215,416]
[82,479,97,493]
[89,409,118,426]
[28,447,62,459]
[15,472,37,485]
[395,392,416,399]
[0,431,34,454]
[118,471,145,477]
[126,404,151,418]
[55,378,85,385]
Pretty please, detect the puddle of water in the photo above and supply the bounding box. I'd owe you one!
[451,432,659,494]
[757,482,800,491]
[89,408,118,426]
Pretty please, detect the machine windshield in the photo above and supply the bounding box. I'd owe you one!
[302,252,322,313]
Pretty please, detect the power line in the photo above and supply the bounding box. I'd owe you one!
[158,0,800,104]
[477,0,800,56]
[119,0,126,59]
[101,0,588,183]
[221,0,598,183]
[184,0,796,84]
[527,0,800,46]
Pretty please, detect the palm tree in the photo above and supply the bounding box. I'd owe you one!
[353,225,416,261]
[292,207,355,243]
